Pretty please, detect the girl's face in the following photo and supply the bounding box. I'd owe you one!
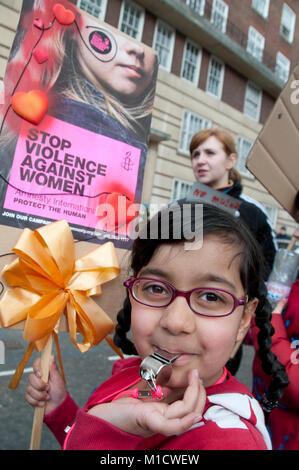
[130,235,257,390]
[191,136,236,189]
[77,20,156,100]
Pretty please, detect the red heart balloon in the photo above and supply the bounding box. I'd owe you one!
[97,192,138,231]
[11,90,48,125]
[53,3,75,25]
[33,49,48,64]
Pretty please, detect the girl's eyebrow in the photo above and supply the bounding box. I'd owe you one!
[139,269,237,292]
[139,268,169,278]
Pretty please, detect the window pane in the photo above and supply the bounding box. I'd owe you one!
[207,58,223,98]
[244,83,261,120]
[182,41,201,83]
[153,21,174,70]
[120,1,144,40]
[252,0,269,18]
[187,0,205,15]
[280,4,296,43]
[247,26,264,61]
[77,0,106,19]
[211,0,228,33]
[179,110,211,152]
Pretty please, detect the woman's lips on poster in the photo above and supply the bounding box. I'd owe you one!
[119,64,144,79]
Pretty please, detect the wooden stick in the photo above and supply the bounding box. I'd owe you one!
[29,334,53,450]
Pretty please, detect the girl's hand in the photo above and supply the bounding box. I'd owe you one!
[25,355,67,415]
[88,368,206,437]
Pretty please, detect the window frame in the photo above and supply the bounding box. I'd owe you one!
[76,0,108,20]
[280,3,296,44]
[206,56,225,100]
[211,0,229,34]
[118,0,145,42]
[152,19,175,72]
[244,82,262,122]
[171,178,194,202]
[247,26,265,62]
[186,0,206,16]
[178,109,212,154]
[181,39,202,86]
[251,0,270,19]
[275,51,291,84]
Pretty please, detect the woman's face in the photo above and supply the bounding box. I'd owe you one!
[130,236,257,390]
[191,136,236,189]
[76,20,156,100]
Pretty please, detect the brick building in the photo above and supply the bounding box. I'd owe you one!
[1,0,298,235]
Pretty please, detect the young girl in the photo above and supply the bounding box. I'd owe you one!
[25,203,288,450]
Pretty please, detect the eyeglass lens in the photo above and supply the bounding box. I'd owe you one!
[132,279,235,316]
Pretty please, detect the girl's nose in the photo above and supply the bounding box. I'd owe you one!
[159,297,196,336]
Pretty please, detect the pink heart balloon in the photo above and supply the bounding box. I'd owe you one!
[33,49,48,64]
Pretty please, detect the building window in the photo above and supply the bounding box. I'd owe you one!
[206,57,224,99]
[211,0,229,33]
[153,20,175,71]
[179,110,211,153]
[280,4,296,44]
[77,0,107,20]
[172,178,193,201]
[118,1,145,41]
[236,136,254,179]
[244,82,262,121]
[275,52,291,83]
[181,40,202,85]
[251,0,270,19]
[186,0,205,15]
[247,26,265,62]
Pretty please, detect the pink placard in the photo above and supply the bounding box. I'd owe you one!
[3,115,141,230]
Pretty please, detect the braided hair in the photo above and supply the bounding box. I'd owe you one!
[113,202,289,413]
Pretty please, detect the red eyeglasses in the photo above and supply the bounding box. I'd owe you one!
[124,277,248,318]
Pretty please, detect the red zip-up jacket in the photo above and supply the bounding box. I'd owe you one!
[44,357,271,450]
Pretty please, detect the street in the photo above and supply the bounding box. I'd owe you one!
[0,328,254,450]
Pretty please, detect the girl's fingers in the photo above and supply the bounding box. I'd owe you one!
[141,406,201,437]
[164,369,205,420]
[25,383,50,406]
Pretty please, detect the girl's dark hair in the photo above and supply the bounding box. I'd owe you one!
[114,202,289,412]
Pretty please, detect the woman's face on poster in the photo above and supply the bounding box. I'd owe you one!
[77,18,157,100]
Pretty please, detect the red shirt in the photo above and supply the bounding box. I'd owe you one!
[44,357,271,450]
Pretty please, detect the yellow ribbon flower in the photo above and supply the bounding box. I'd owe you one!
[0,219,122,389]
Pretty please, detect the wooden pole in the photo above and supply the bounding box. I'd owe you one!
[29,334,53,450]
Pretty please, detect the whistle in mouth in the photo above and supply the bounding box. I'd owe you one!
[139,351,179,392]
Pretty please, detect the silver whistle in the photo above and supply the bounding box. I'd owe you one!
[139,351,179,392]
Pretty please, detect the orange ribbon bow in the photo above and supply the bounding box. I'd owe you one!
[0,220,122,389]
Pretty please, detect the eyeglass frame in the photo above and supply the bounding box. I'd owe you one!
[124,276,248,318]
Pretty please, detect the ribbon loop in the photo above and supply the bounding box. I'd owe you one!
[0,220,122,389]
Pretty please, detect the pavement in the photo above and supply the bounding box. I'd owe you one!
[0,329,255,450]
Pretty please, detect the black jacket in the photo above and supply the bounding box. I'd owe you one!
[225,180,276,280]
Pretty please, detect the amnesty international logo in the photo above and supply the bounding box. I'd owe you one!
[121,152,134,171]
